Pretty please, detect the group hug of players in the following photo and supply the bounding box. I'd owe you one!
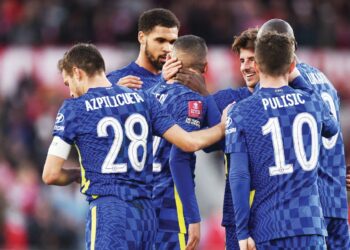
[41,7,350,250]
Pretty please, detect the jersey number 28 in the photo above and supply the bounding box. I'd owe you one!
[97,114,149,173]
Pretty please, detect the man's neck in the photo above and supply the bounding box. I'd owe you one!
[84,74,112,92]
[135,51,160,75]
[259,73,288,88]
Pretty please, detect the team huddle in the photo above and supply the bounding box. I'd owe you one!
[42,8,349,250]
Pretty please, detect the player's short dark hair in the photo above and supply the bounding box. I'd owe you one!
[138,8,180,34]
[255,31,295,76]
[173,35,207,73]
[232,28,258,54]
[58,43,105,77]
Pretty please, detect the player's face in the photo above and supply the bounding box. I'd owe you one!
[62,70,82,98]
[239,48,259,89]
[144,26,178,71]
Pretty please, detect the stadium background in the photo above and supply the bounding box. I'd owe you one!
[0,0,349,249]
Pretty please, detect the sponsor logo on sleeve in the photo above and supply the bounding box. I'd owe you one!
[55,113,65,124]
[185,117,201,128]
[226,117,232,128]
[54,113,65,131]
[188,101,202,118]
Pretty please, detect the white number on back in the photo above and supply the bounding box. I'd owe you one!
[152,136,162,172]
[262,112,319,176]
[97,114,148,173]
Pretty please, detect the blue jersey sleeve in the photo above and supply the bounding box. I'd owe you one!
[145,93,176,136]
[226,106,251,240]
[319,97,339,138]
[225,107,247,154]
[229,152,250,241]
[202,95,224,152]
[52,99,80,144]
[289,75,313,94]
[170,146,200,224]
[204,95,221,126]
[167,91,205,224]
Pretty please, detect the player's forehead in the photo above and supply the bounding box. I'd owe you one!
[239,48,255,60]
[147,25,178,41]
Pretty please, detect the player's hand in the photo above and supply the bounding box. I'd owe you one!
[238,237,256,250]
[116,75,143,89]
[238,239,248,250]
[175,69,209,96]
[186,222,200,250]
[247,237,256,250]
[162,54,182,81]
[346,165,350,191]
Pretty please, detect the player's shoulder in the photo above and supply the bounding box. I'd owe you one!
[228,93,257,120]
[60,97,80,111]
[146,79,164,93]
[107,62,135,80]
[173,81,205,101]
[297,62,318,73]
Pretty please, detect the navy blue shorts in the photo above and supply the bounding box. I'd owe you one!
[155,231,188,250]
[85,196,156,250]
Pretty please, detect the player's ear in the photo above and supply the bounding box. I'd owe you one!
[289,58,296,73]
[72,67,85,81]
[138,31,146,45]
[203,62,208,74]
[72,66,80,80]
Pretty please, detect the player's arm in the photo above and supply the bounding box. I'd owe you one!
[148,92,226,152]
[42,136,80,186]
[229,152,251,242]
[162,122,224,152]
[169,146,200,250]
[319,98,339,138]
[225,108,253,244]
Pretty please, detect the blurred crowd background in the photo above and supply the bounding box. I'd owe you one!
[0,0,349,249]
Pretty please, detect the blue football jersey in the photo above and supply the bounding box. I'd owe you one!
[107,61,162,90]
[147,81,209,233]
[226,86,335,243]
[297,63,348,219]
[52,86,175,201]
[212,87,252,227]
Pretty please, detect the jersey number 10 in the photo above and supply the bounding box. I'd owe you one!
[262,112,319,176]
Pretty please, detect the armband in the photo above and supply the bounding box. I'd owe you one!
[47,136,72,160]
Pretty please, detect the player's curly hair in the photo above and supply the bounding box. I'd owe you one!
[255,31,295,76]
[58,43,105,77]
[138,8,180,34]
[231,28,258,54]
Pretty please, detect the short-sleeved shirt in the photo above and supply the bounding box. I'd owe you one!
[52,85,175,201]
